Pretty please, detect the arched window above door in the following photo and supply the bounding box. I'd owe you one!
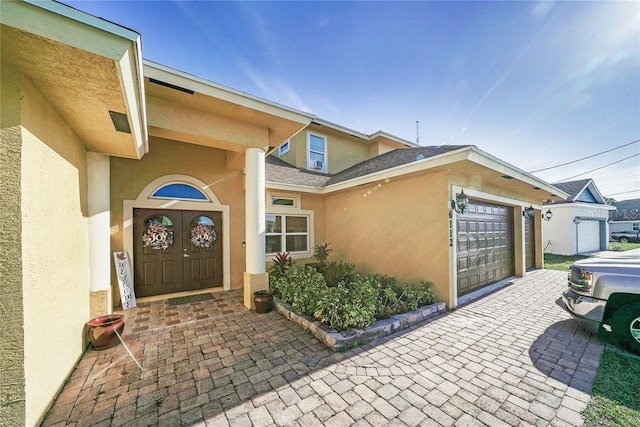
[151,183,208,201]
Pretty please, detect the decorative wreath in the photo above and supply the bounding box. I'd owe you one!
[191,224,217,248]
[142,223,174,250]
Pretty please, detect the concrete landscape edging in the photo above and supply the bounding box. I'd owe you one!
[274,298,447,351]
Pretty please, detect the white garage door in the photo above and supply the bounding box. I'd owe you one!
[577,220,601,253]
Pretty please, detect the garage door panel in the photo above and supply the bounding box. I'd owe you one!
[577,220,601,253]
[457,200,514,296]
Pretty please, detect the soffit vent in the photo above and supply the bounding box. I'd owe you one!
[108,111,131,133]
[501,175,514,179]
[149,78,194,95]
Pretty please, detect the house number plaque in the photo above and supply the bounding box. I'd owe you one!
[113,251,137,309]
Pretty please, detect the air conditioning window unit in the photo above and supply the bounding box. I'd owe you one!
[311,160,324,169]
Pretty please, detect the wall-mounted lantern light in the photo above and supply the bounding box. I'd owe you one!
[542,209,553,221]
[450,189,469,215]
[523,205,535,219]
[574,218,581,224]
[607,218,613,224]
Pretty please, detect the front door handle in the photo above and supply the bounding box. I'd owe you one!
[183,254,191,258]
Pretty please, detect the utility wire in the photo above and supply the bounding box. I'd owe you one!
[605,189,640,197]
[528,139,639,173]
[556,153,640,182]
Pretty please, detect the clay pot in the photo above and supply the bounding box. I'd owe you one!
[86,314,125,350]
[254,290,274,314]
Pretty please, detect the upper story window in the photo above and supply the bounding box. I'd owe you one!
[151,183,208,201]
[279,140,291,156]
[307,132,327,172]
[633,223,639,231]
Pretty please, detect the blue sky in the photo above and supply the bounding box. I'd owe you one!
[64,0,639,200]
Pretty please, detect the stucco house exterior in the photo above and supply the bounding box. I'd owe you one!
[1,2,567,425]
[542,179,614,255]
[609,198,640,234]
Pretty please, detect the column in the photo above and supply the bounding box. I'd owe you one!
[87,153,112,317]
[243,147,268,309]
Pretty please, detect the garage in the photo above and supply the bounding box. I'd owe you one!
[577,220,601,253]
[457,200,514,295]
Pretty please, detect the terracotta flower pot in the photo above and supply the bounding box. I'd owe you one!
[86,314,125,350]
[254,290,274,314]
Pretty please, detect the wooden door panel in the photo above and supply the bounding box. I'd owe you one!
[181,210,223,291]
[133,209,183,297]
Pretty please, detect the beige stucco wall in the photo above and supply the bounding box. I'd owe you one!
[0,66,26,427]
[18,71,90,426]
[277,126,370,174]
[110,137,246,306]
[325,171,452,303]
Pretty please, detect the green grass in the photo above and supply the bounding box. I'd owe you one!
[583,348,640,427]
[608,242,640,251]
[544,254,588,271]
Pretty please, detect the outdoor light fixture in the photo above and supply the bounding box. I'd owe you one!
[607,218,613,224]
[450,190,469,215]
[542,209,553,221]
[523,205,535,219]
[574,218,581,224]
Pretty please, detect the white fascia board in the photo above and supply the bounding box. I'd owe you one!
[117,36,148,158]
[311,118,416,147]
[143,61,314,124]
[322,146,473,194]
[4,1,138,59]
[265,182,324,194]
[312,118,370,139]
[467,147,570,199]
[369,130,418,147]
[585,180,608,204]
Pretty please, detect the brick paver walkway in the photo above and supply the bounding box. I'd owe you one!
[41,270,604,426]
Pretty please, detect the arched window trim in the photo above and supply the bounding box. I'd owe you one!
[150,182,210,202]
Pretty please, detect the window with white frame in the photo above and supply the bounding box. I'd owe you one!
[265,215,309,254]
[308,133,327,171]
[278,140,290,156]
[271,196,296,207]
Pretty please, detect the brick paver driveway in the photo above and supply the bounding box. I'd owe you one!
[42,270,604,426]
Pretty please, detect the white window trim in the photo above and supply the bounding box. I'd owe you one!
[267,191,300,209]
[278,140,291,156]
[306,131,328,173]
[265,206,315,259]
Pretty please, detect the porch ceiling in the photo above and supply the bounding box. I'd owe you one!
[144,62,313,153]
[1,1,146,159]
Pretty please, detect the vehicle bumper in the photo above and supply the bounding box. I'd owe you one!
[561,289,606,333]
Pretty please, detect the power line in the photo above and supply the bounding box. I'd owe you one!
[606,189,640,197]
[528,139,639,173]
[555,153,640,182]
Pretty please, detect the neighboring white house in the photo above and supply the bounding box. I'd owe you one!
[609,198,640,234]
[543,179,615,255]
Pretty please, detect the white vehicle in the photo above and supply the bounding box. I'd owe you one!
[562,256,640,354]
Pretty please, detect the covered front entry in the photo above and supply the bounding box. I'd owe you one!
[457,200,514,295]
[133,208,223,297]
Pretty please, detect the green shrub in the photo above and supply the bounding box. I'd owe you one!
[373,276,436,319]
[322,261,357,287]
[315,274,377,331]
[271,265,327,316]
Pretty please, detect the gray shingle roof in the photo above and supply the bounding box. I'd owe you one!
[550,179,592,201]
[266,145,470,188]
[326,145,471,186]
[610,198,640,221]
[265,156,332,187]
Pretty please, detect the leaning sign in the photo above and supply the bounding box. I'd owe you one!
[113,251,137,309]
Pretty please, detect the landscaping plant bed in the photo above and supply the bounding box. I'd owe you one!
[274,297,446,351]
